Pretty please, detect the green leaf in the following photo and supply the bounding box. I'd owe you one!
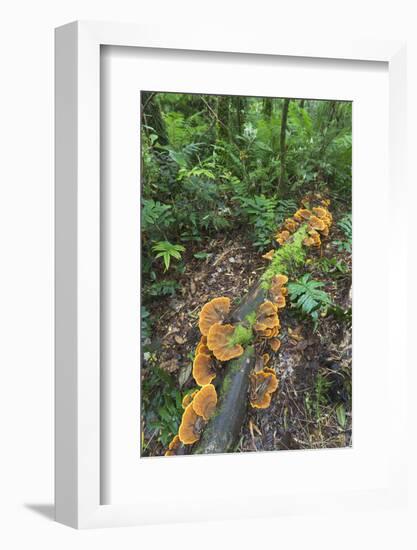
[336,404,347,428]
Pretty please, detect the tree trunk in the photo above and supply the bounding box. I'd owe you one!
[141,92,168,145]
[279,98,290,194]
[235,96,245,135]
[263,97,273,118]
[217,96,230,140]
[193,282,269,454]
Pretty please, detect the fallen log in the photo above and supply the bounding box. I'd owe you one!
[193,282,268,454]
[193,346,255,454]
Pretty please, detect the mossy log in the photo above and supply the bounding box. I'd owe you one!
[193,282,268,454]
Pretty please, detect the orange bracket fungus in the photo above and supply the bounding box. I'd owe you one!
[303,229,321,248]
[192,353,216,386]
[198,296,231,336]
[196,335,210,355]
[293,208,312,222]
[283,218,299,233]
[192,384,217,420]
[269,338,281,352]
[207,322,244,361]
[312,206,328,219]
[249,369,279,409]
[262,353,270,366]
[165,435,181,456]
[262,249,275,261]
[308,215,326,232]
[178,403,205,445]
[182,390,198,409]
[269,273,289,308]
[255,301,280,333]
[275,230,290,246]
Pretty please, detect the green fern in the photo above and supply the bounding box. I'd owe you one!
[334,214,352,252]
[276,199,298,225]
[338,214,352,240]
[141,199,173,233]
[288,274,332,321]
[152,241,185,271]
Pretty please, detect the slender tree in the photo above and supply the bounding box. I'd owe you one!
[279,98,290,193]
[217,96,230,140]
[263,97,273,118]
[141,92,168,145]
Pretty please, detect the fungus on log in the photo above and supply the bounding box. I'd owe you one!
[254,301,280,336]
[249,369,279,409]
[275,230,290,245]
[193,347,255,454]
[195,335,209,355]
[262,249,275,261]
[283,218,299,233]
[193,353,216,386]
[269,338,281,352]
[207,322,244,361]
[312,206,328,219]
[308,215,326,232]
[165,435,181,456]
[192,384,217,420]
[178,403,205,445]
[182,390,198,409]
[294,208,312,222]
[262,353,270,366]
[198,297,231,336]
[165,434,192,456]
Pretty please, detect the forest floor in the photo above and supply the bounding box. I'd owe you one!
[143,208,352,457]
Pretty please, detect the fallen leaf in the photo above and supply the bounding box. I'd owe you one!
[160,359,179,373]
[174,335,185,345]
[178,364,192,387]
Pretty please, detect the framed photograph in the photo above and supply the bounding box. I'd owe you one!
[55,21,407,528]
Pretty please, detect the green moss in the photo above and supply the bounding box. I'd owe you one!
[244,311,257,327]
[261,225,308,289]
[228,324,253,347]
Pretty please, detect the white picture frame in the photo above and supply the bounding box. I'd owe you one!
[55,21,407,529]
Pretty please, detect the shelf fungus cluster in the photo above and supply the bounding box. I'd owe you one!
[166,295,243,454]
[178,384,218,444]
[165,383,218,453]
[247,291,286,410]
[273,198,332,250]
[249,366,279,409]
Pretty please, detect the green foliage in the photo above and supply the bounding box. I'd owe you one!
[147,279,180,297]
[152,241,185,271]
[141,199,174,234]
[333,213,352,252]
[261,225,308,288]
[313,373,332,419]
[276,199,298,225]
[336,403,347,429]
[193,251,211,260]
[238,194,278,249]
[141,306,151,345]
[141,364,184,448]
[316,256,349,275]
[288,274,332,322]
